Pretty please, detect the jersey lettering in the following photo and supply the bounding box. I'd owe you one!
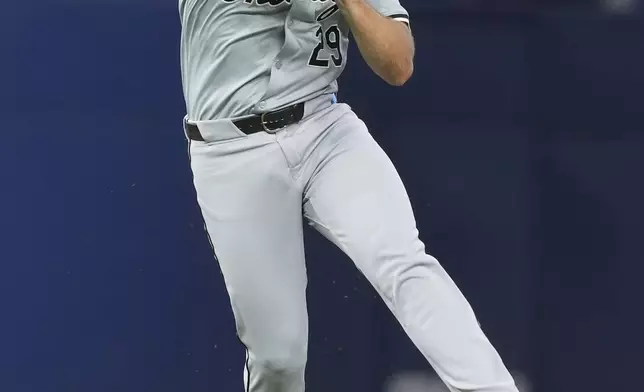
[316,3,340,22]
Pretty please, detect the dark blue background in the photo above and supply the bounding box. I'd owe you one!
[1,1,643,392]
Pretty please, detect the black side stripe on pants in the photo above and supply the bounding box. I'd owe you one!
[241,338,251,392]
[187,137,251,392]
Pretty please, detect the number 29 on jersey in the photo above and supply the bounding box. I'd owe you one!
[307,25,343,68]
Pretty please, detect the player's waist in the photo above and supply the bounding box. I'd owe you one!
[184,93,336,143]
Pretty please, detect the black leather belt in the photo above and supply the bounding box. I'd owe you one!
[186,102,305,142]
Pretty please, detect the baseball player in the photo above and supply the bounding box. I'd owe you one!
[179,0,519,391]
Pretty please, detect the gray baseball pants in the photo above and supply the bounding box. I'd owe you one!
[186,94,518,392]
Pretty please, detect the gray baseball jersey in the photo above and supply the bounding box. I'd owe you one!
[179,0,409,121]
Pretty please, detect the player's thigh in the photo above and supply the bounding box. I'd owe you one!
[190,139,308,354]
[302,111,421,296]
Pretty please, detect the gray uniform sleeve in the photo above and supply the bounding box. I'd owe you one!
[366,0,410,24]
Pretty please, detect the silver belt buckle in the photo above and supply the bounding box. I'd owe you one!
[260,112,274,133]
[260,111,286,134]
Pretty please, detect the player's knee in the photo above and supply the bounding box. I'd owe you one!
[391,253,449,300]
[373,249,443,304]
[251,332,307,374]
[254,346,307,374]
